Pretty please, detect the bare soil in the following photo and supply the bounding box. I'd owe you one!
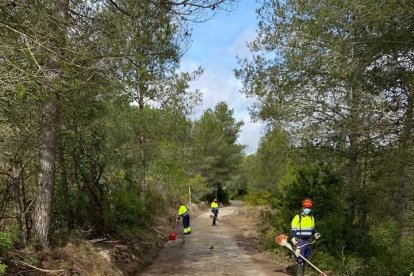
[138,200,289,276]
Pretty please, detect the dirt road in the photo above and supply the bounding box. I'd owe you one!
[138,201,289,276]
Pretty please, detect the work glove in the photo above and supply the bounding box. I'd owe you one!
[314,232,321,240]
[291,237,298,245]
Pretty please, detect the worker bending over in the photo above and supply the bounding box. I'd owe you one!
[177,204,191,235]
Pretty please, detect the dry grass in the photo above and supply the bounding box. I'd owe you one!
[39,242,122,276]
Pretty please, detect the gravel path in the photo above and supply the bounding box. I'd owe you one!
[138,201,289,276]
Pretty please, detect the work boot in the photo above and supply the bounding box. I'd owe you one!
[295,262,304,276]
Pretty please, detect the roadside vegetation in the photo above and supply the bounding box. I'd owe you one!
[237,1,414,275]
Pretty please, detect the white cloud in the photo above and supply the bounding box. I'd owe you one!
[181,58,264,154]
[230,27,256,59]
[240,120,265,154]
[179,1,263,153]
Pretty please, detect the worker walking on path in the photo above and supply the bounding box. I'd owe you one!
[210,199,219,226]
[290,198,321,276]
[177,204,191,235]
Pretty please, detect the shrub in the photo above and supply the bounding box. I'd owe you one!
[112,189,148,228]
[367,220,414,275]
[0,232,14,254]
[244,192,272,206]
[0,263,6,275]
[0,230,16,275]
[202,185,230,204]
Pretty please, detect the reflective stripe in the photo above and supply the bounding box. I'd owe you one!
[293,227,313,231]
[296,231,312,236]
[292,227,313,230]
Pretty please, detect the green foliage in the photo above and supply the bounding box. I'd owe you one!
[244,192,272,206]
[248,127,292,194]
[260,225,279,251]
[192,102,244,201]
[257,161,414,275]
[275,163,343,222]
[187,174,208,201]
[143,189,168,218]
[367,221,414,275]
[217,186,230,204]
[112,189,149,228]
[310,251,337,275]
[0,230,17,275]
[238,0,414,274]
[226,156,249,198]
[0,231,14,254]
[202,185,230,204]
[0,263,5,275]
[110,187,168,231]
[369,220,398,250]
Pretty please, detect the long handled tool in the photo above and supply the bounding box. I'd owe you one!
[209,214,220,223]
[169,219,179,241]
[174,217,186,243]
[275,234,328,276]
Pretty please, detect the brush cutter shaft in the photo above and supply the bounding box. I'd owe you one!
[284,242,326,276]
[297,253,326,275]
[275,234,327,276]
[210,214,220,222]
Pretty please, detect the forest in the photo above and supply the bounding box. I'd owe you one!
[1,0,414,275]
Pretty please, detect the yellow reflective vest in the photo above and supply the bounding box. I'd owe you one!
[291,214,315,239]
[178,205,189,216]
[211,202,219,209]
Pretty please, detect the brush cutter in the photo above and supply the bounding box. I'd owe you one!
[275,234,328,276]
[209,214,220,222]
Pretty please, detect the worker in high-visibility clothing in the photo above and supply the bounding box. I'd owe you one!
[210,199,219,226]
[290,198,321,276]
[177,204,191,235]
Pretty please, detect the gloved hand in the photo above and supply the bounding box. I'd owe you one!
[314,232,321,240]
[291,237,298,245]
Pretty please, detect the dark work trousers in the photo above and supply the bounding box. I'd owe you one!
[212,209,218,225]
[295,238,311,267]
[182,213,190,229]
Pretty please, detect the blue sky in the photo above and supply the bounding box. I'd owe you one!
[181,0,265,154]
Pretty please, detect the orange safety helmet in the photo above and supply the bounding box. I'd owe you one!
[302,198,313,208]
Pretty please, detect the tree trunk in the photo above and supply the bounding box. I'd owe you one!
[139,87,146,198]
[33,97,59,249]
[32,0,68,249]
[140,135,146,196]
[395,89,414,239]
[11,161,25,246]
[346,85,363,224]
[188,185,191,204]
[21,170,31,242]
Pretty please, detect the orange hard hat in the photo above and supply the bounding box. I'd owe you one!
[302,198,313,208]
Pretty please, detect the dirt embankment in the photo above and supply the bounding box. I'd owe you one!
[5,204,204,275]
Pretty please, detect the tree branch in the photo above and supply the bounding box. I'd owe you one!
[15,260,65,274]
